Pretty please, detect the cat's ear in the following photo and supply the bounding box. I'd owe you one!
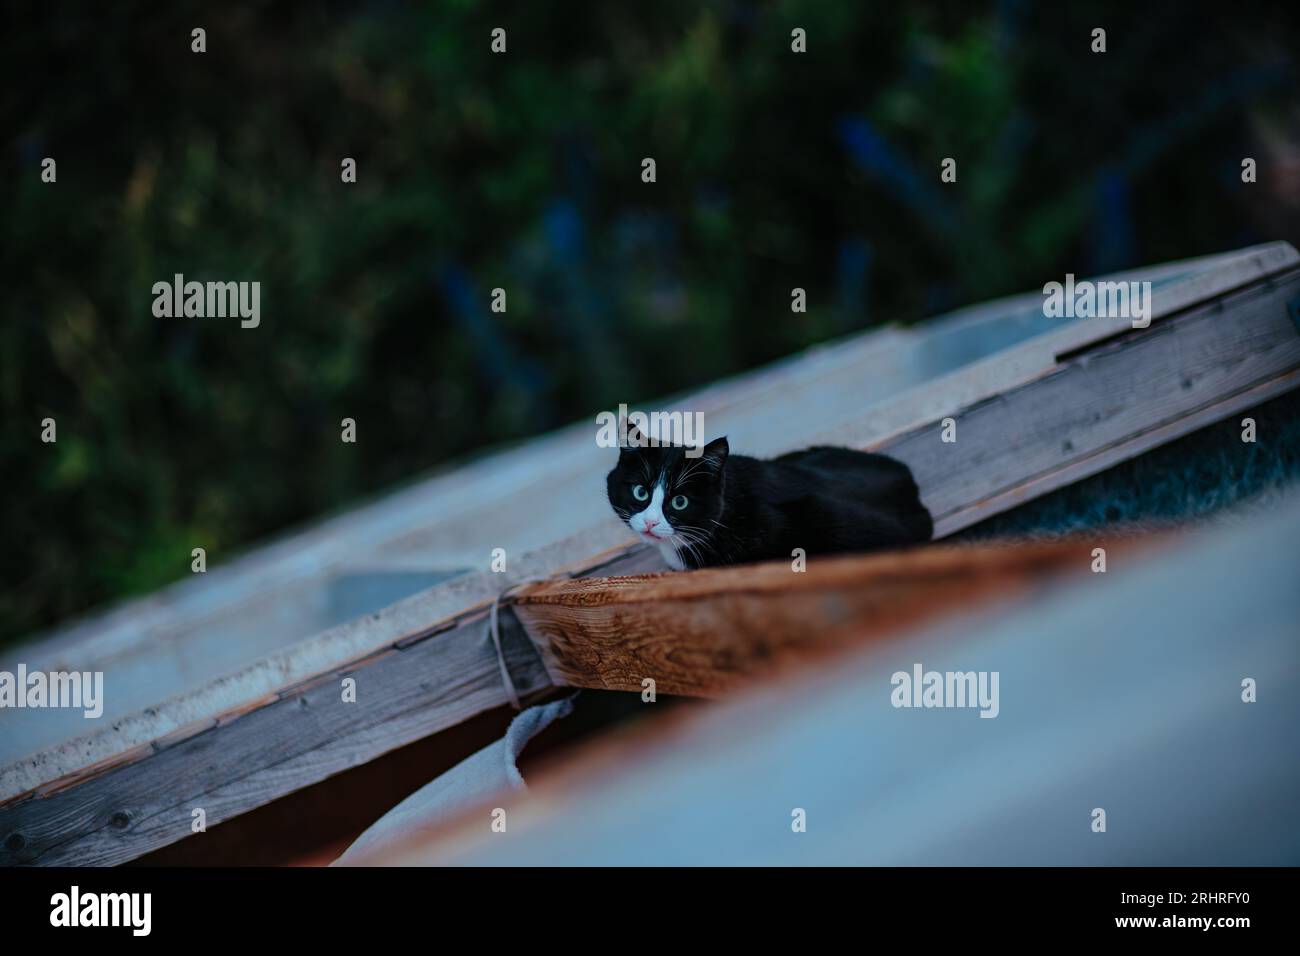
[700,436,729,475]
[622,415,648,449]
[619,415,647,460]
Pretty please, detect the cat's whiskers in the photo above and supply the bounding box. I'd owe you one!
[675,457,709,486]
[672,526,716,568]
[682,523,744,567]
[664,528,694,560]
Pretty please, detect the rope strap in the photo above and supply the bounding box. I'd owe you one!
[487,575,561,710]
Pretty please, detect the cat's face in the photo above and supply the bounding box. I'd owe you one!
[606,428,729,559]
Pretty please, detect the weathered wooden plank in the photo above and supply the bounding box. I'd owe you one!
[0,609,549,867]
[880,272,1300,532]
[0,530,649,804]
[937,365,1300,533]
[810,247,1300,454]
[0,540,669,865]
[513,537,1153,697]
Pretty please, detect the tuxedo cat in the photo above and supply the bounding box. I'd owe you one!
[606,426,933,569]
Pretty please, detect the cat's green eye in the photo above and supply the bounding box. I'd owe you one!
[671,494,689,511]
[632,484,650,502]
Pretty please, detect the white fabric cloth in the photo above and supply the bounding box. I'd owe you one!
[333,695,574,865]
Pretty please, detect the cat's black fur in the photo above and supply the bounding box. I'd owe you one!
[606,427,933,569]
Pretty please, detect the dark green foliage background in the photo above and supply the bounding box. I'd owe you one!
[3,0,1298,644]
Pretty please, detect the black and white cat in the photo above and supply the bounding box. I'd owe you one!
[606,425,933,569]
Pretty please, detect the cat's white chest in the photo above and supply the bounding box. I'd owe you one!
[657,541,686,571]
